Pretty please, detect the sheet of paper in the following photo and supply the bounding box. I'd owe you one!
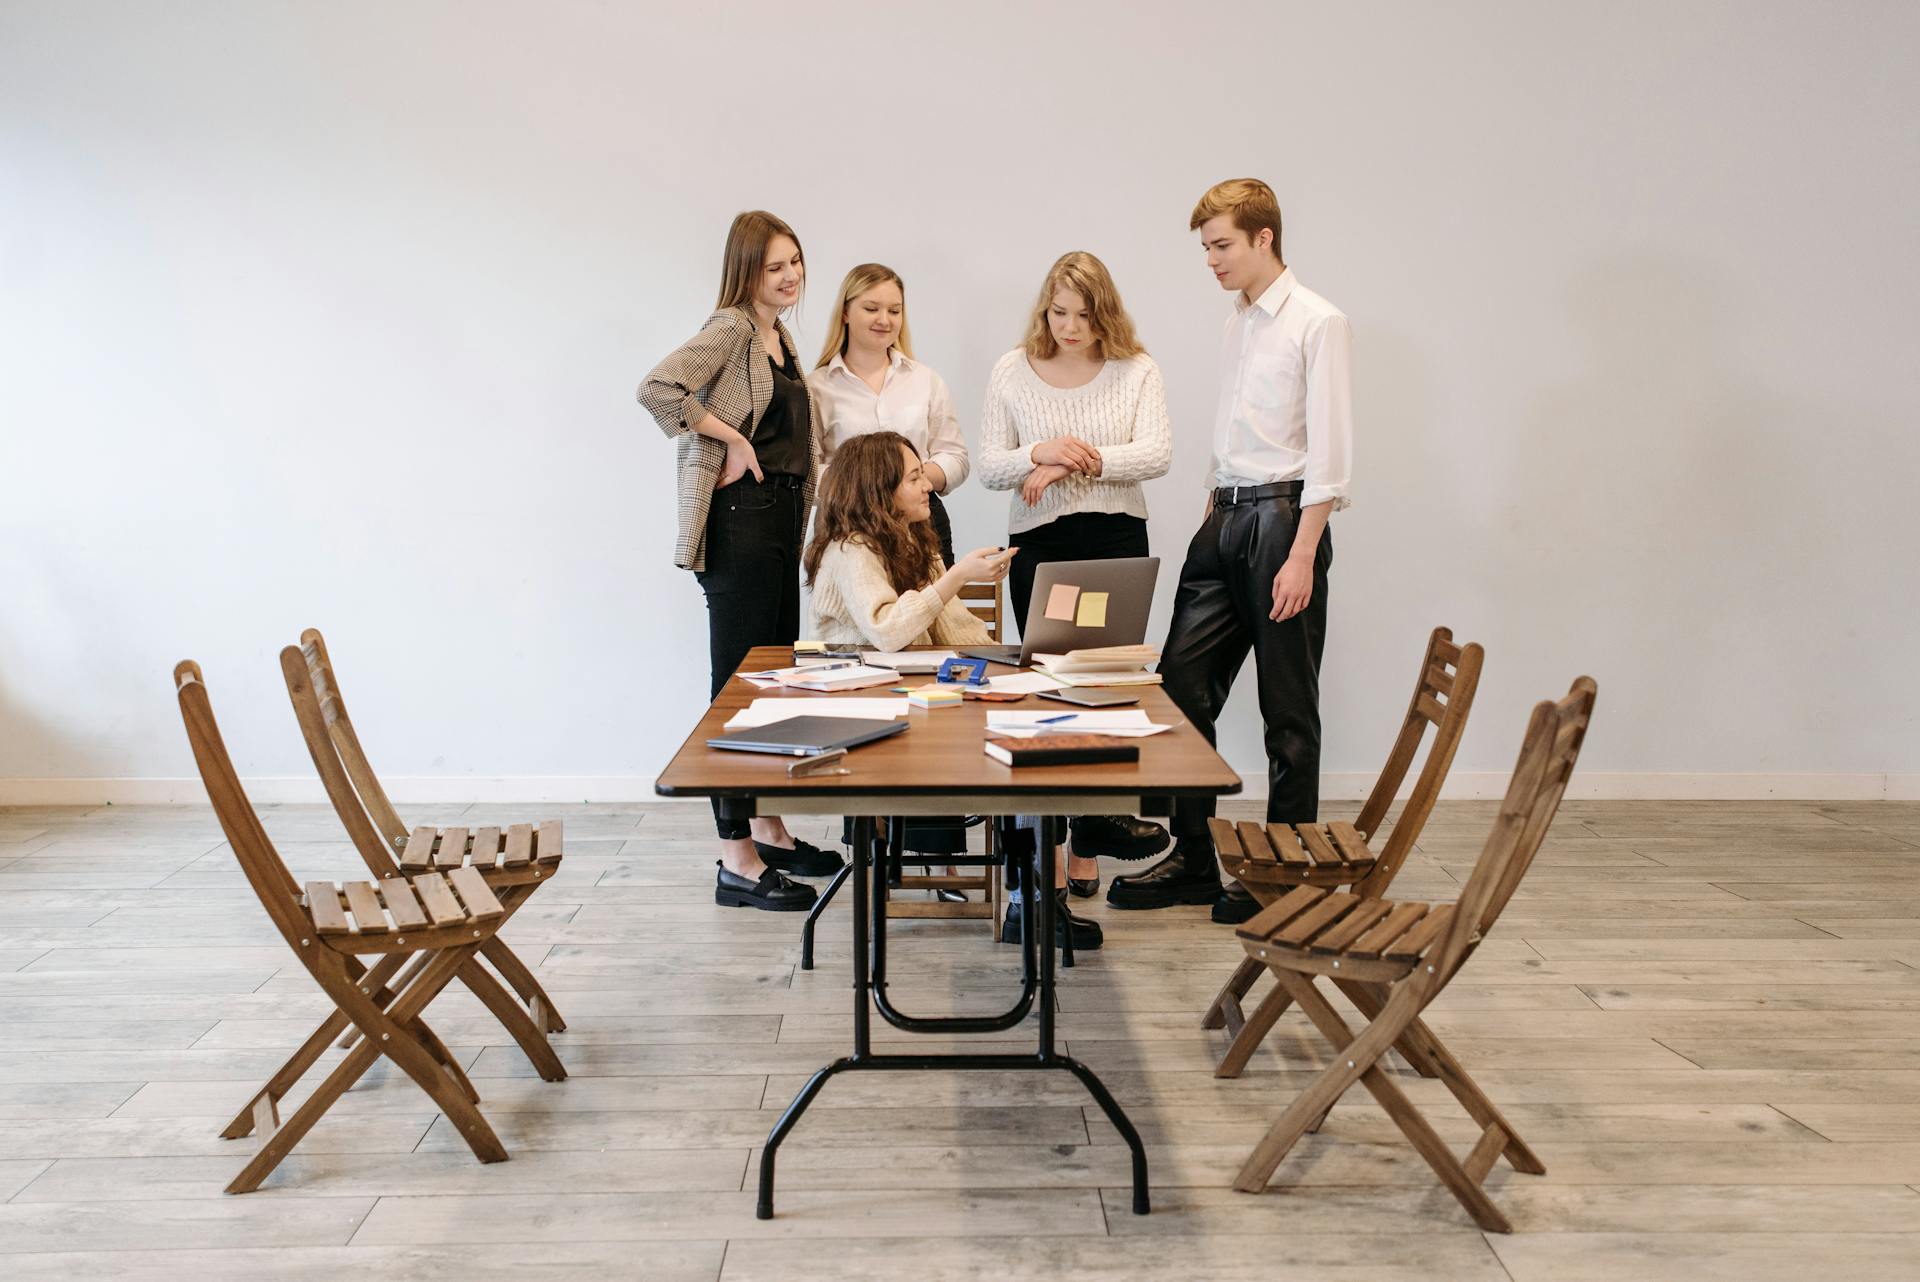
[865,650,957,672]
[987,723,1174,739]
[987,709,1154,730]
[724,698,909,729]
[984,672,1065,695]
[1043,583,1079,622]
[1074,591,1109,627]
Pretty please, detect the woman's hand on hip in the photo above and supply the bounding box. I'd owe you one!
[716,433,764,489]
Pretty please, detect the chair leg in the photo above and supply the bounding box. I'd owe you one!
[1214,976,1296,1079]
[457,955,567,1081]
[1201,956,1265,1032]
[226,946,506,1194]
[337,951,424,1050]
[478,932,568,1034]
[1395,1012,1546,1176]
[1335,978,1444,1078]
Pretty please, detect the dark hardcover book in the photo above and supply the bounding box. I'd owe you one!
[983,733,1140,767]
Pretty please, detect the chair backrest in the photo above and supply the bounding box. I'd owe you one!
[1350,627,1485,897]
[1433,676,1597,978]
[957,578,1005,641]
[173,660,313,949]
[281,629,410,879]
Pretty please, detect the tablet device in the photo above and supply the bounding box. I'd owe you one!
[1037,687,1142,708]
[707,716,907,757]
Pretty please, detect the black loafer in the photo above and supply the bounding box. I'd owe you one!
[716,862,818,911]
[1105,843,1221,910]
[1211,881,1261,924]
[1067,874,1101,898]
[1068,814,1171,861]
[755,837,843,878]
[1001,890,1103,950]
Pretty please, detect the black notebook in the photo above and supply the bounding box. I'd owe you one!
[707,716,907,757]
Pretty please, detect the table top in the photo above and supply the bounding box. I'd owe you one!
[654,646,1242,804]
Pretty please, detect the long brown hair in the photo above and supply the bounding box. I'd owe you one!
[815,263,915,369]
[803,432,943,593]
[715,210,805,312]
[1022,251,1145,362]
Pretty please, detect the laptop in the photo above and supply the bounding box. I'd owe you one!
[959,556,1161,667]
[707,716,907,757]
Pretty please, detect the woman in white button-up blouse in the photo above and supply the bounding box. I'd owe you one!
[806,264,971,567]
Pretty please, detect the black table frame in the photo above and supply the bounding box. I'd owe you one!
[756,812,1149,1220]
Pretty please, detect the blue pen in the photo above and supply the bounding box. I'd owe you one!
[1036,712,1078,725]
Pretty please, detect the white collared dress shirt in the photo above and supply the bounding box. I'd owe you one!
[805,350,970,494]
[1212,269,1353,510]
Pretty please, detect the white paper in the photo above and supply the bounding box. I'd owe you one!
[986,724,1174,739]
[864,650,956,673]
[724,698,909,729]
[984,672,1065,695]
[772,664,902,691]
[985,709,1171,739]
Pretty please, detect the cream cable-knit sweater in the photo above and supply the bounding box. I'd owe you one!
[977,350,1174,535]
[809,540,993,652]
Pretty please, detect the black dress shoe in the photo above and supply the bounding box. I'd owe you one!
[715,862,818,911]
[1105,842,1221,910]
[1068,814,1171,862]
[755,837,843,878]
[1211,881,1261,924]
[1001,889,1103,950]
[1067,869,1102,898]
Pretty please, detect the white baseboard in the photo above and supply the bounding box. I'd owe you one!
[3,772,1916,807]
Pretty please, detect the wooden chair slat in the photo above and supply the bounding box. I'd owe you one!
[502,823,535,867]
[342,882,390,934]
[1297,824,1346,867]
[1264,823,1311,868]
[1345,901,1430,959]
[401,826,438,873]
[306,883,352,935]
[1425,664,1455,697]
[469,826,502,870]
[1272,891,1360,948]
[410,875,468,926]
[447,866,505,921]
[535,820,565,863]
[1308,897,1395,953]
[1328,821,1372,864]
[1385,903,1456,962]
[1234,821,1276,865]
[1207,817,1246,860]
[433,826,470,870]
[1235,886,1326,943]
[1433,636,1462,666]
[1416,692,1447,725]
[380,878,429,929]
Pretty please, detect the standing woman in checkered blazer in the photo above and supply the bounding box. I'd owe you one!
[639,210,843,912]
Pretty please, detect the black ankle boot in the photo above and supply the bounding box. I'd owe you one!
[1067,814,1171,861]
[1105,841,1220,910]
[1211,881,1261,924]
[1001,889,1103,950]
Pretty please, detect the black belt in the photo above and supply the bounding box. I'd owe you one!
[1212,480,1303,507]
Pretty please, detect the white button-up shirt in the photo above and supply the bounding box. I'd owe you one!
[1211,269,1353,509]
[805,350,971,494]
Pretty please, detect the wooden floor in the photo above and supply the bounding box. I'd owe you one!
[1,800,1918,1279]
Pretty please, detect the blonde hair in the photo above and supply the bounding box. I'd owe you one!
[1189,179,1283,261]
[1022,252,1145,362]
[814,263,915,369]
[714,210,805,312]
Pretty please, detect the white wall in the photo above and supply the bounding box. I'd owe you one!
[3,1,1916,802]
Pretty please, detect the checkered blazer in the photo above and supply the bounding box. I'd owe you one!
[638,306,821,572]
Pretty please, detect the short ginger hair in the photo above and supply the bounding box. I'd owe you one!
[1190,178,1283,261]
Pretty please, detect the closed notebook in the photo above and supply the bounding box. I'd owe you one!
[983,733,1140,767]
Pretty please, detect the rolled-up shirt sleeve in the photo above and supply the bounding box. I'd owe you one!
[1301,313,1353,510]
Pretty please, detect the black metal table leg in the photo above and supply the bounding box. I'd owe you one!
[798,859,855,971]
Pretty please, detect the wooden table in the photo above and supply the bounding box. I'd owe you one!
[655,646,1243,1219]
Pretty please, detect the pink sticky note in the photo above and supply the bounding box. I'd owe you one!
[1044,584,1080,622]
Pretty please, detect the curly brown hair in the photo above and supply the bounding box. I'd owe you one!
[803,431,944,593]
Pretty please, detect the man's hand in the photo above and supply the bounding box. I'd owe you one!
[1270,551,1314,622]
[717,432,763,489]
[1022,463,1073,505]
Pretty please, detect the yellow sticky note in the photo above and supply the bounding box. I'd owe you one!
[1075,591,1109,628]
[1044,583,1079,622]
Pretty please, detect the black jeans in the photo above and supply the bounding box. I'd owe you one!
[1161,495,1332,844]
[1008,511,1150,637]
[697,474,804,839]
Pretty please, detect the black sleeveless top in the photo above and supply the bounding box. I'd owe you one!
[752,339,811,478]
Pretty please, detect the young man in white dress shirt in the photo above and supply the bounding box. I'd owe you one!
[1107,178,1354,923]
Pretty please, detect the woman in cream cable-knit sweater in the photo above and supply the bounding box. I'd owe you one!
[977,251,1175,892]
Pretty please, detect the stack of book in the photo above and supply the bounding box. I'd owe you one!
[1030,644,1162,687]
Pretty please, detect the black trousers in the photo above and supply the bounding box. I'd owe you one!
[927,490,957,572]
[1008,511,1150,637]
[1160,496,1332,844]
[697,474,804,839]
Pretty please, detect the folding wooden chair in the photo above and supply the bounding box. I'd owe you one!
[173,660,513,1194]
[282,629,569,1074]
[1228,676,1596,1232]
[1203,627,1484,1077]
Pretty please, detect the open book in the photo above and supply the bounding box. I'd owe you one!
[1031,645,1161,683]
